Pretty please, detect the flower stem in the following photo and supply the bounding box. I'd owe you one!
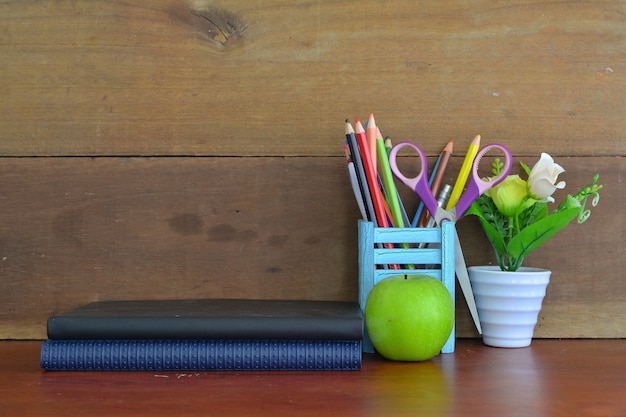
[508,216,516,237]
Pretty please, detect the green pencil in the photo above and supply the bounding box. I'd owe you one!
[376,137,404,228]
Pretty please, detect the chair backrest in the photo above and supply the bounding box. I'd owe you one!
[357,220,455,353]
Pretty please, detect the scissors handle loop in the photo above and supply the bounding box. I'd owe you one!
[388,141,428,190]
[389,142,442,221]
[471,143,513,189]
[474,144,512,183]
[453,143,513,219]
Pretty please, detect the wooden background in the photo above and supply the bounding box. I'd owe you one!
[1,0,623,339]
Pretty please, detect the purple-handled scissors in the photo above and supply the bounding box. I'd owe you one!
[388,141,512,335]
[388,141,512,225]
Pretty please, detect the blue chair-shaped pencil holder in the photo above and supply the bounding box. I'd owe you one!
[358,219,456,354]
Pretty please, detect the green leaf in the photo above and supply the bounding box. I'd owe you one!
[478,217,507,266]
[466,201,507,266]
[519,161,531,176]
[533,202,549,221]
[505,204,581,261]
[464,200,487,220]
[518,200,548,226]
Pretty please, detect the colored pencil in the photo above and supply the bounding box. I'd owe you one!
[345,120,375,223]
[367,114,378,176]
[344,143,368,220]
[376,137,404,228]
[417,139,454,227]
[384,137,392,157]
[355,119,398,269]
[411,150,442,227]
[377,137,415,269]
[446,135,481,211]
[355,119,389,228]
[384,136,410,227]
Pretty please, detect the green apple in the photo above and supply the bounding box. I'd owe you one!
[365,274,454,361]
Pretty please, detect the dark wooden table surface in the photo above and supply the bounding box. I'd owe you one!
[1,339,624,416]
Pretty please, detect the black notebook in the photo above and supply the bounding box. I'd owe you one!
[47,299,363,341]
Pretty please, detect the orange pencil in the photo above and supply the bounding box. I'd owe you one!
[417,139,454,227]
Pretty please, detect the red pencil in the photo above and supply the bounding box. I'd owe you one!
[355,119,389,228]
[355,119,399,269]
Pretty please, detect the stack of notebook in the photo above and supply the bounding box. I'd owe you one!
[41,299,363,371]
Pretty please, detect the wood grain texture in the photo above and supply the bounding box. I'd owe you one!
[2,340,626,416]
[1,0,625,156]
[0,156,621,339]
[1,0,623,340]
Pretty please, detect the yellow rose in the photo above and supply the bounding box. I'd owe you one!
[487,175,530,217]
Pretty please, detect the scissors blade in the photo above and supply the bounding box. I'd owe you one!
[453,230,482,334]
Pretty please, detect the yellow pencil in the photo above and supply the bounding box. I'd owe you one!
[446,135,481,210]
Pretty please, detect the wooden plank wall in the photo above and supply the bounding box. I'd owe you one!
[1,0,624,340]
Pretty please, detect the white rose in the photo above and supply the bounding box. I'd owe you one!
[527,153,566,202]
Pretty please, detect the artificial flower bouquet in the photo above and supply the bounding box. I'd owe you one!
[466,153,603,271]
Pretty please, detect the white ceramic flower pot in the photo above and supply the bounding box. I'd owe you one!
[468,266,551,348]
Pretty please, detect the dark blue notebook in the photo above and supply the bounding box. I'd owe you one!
[40,339,362,371]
